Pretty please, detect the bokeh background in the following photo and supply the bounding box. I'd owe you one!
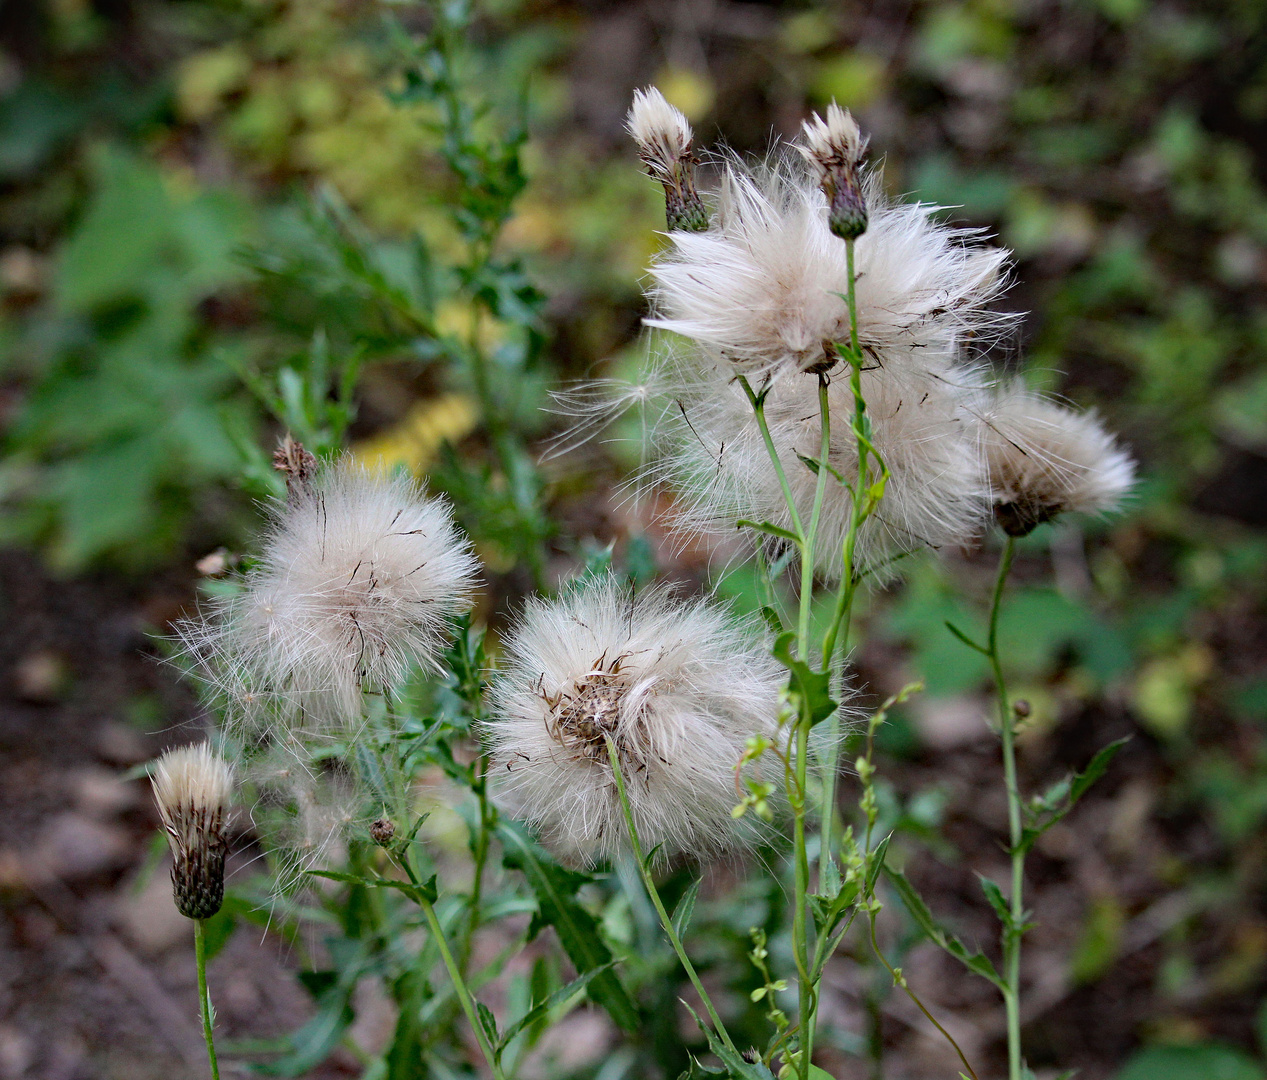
[1,0,1266,1078]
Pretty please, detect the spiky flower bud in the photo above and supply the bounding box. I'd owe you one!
[984,384,1136,537]
[273,435,317,505]
[627,87,709,233]
[151,743,234,920]
[369,817,395,846]
[799,103,869,240]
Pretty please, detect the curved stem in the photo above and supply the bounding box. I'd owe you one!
[987,536,1023,1080]
[604,737,740,1059]
[399,854,506,1080]
[193,919,221,1080]
[737,375,805,541]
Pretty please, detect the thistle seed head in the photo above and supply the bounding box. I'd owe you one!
[984,383,1136,537]
[151,743,234,920]
[485,573,786,866]
[627,87,709,233]
[799,103,869,240]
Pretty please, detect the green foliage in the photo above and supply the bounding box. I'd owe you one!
[1115,1044,1267,1080]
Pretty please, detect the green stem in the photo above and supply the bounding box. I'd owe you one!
[799,375,832,653]
[737,375,806,541]
[400,854,506,1080]
[987,536,1023,1080]
[604,737,740,1059]
[193,919,221,1080]
[461,756,493,974]
[791,710,815,1080]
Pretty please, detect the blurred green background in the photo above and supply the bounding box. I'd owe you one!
[1,0,1266,1078]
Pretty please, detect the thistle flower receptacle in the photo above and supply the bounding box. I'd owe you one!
[627,87,709,233]
[799,103,869,241]
[484,574,785,866]
[983,384,1136,537]
[180,457,480,732]
[151,743,234,920]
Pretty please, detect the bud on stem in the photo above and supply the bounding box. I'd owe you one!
[151,743,234,920]
[627,87,710,233]
[799,103,870,241]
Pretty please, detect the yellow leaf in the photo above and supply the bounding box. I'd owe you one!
[352,394,481,475]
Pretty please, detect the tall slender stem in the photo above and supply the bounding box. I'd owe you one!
[986,536,1023,1080]
[604,738,740,1058]
[193,919,221,1080]
[399,854,506,1080]
[799,375,832,653]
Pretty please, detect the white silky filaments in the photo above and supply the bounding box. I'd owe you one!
[484,573,785,866]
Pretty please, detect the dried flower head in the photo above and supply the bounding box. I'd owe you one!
[151,743,234,920]
[627,87,709,233]
[647,160,1011,379]
[180,457,480,732]
[485,573,785,866]
[799,103,869,240]
[984,384,1136,536]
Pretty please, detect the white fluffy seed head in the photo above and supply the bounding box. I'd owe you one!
[799,103,868,174]
[646,159,1012,378]
[151,742,234,919]
[651,351,992,574]
[983,383,1136,536]
[179,458,480,733]
[627,87,694,172]
[484,573,785,866]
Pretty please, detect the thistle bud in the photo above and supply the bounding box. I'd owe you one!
[799,103,869,240]
[369,817,395,846]
[273,435,317,505]
[151,743,234,920]
[627,87,709,233]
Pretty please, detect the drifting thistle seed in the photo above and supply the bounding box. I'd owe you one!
[484,573,785,866]
[799,103,869,241]
[151,743,234,920]
[627,87,709,233]
[983,383,1136,537]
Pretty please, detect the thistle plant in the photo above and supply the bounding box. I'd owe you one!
[151,743,235,1080]
[158,27,1138,1077]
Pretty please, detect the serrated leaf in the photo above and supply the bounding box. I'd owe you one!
[737,519,801,545]
[794,451,846,484]
[1069,737,1130,804]
[672,877,703,940]
[865,833,892,895]
[1019,737,1130,855]
[979,875,1011,928]
[495,964,614,1055]
[476,1001,499,1045]
[773,632,837,727]
[306,868,437,906]
[680,1001,775,1079]
[884,866,1005,990]
[497,820,639,1032]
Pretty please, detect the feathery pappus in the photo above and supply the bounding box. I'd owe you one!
[151,743,234,919]
[484,573,785,866]
[178,456,480,733]
[983,383,1136,536]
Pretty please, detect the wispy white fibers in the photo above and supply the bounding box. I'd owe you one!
[640,151,1013,573]
[179,457,479,734]
[983,382,1136,536]
[485,573,785,866]
[151,742,235,918]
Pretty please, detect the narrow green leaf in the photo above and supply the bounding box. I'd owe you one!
[476,1001,499,1045]
[773,632,837,727]
[1068,737,1131,805]
[737,519,802,545]
[681,1000,775,1079]
[794,451,846,484]
[978,875,1011,928]
[865,833,892,896]
[944,620,988,655]
[884,866,1005,990]
[497,820,640,1032]
[672,877,703,941]
[495,964,614,1054]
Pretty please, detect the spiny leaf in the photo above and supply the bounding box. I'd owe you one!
[672,877,703,941]
[680,1000,775,1080]
[497,820,640,1032]
[884,866,1005,990]
[978,875,1012,929]
[495,964,614,1056]
[773,632,837,727]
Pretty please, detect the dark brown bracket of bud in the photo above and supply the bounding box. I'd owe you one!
[641,149,709,233]
[171,836,227,920]
[994,498,1061,538]
[274,435,317,505]
[370,817,396,846]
